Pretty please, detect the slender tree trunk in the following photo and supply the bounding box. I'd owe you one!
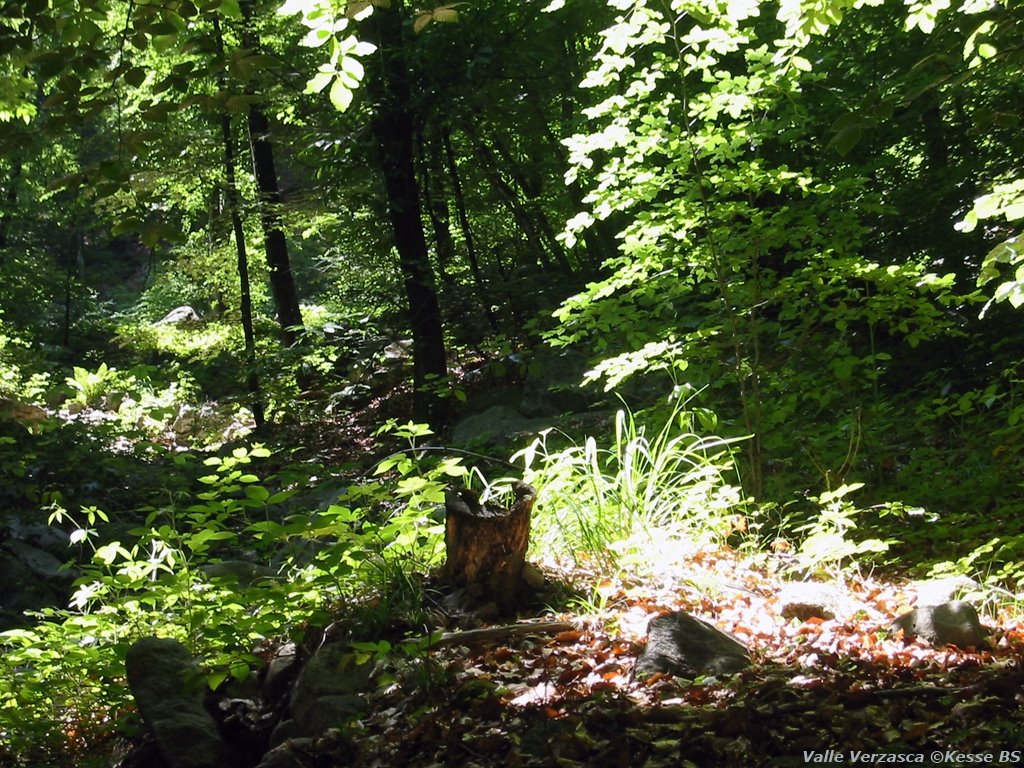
[464,133,554,273]
[63,230,82,348]
[246,105,304,345]
[470,126,573,273]
[441,126,499,332]
[239,2,304,345]
[215,16,265,429]
[364,3,449,429]
[417,130,455,286]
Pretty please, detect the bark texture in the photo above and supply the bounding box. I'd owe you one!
[443,482,536,615]
[364,3,449,429]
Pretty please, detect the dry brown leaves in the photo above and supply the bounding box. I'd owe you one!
[309,548,1024,767]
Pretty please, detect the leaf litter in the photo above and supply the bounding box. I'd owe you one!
[308,547,1024,766]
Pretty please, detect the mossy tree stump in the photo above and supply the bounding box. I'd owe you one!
[442,481,536,615]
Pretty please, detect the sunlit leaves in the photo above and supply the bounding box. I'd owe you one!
[905,0,951,33]
[298,29,375,111]
[963,19,997,67]
[413,3,461,34]
[957,180,1024,315]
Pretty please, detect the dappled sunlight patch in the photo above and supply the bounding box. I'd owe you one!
[320,545,1024,765]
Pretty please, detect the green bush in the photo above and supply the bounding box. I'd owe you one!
[514,390,746,573]
[0,428,460,765]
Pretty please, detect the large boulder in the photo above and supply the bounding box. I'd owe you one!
[635,611,750,679]
[912,576,978,607]
[0,535,74,629]
[891,601,986,648]
[125,637,236,768]
[450,405,552,448]
[0,397,47,425]
[518,348,592,418]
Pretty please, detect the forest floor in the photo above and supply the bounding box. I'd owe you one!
[10,377,1024,767]
[254,388,1024,767]
[285,547,1024,767]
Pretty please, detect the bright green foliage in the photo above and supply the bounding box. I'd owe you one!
[0,429,463,762]
[277,0,377,112]
[0,315,52,401]
[550,0,980,495]
[790,483,891,579]
[514,391,745,572]
[967,188,1024,314]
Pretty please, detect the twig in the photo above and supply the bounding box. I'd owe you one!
[428,620,579,649]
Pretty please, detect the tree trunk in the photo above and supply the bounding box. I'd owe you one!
[215,15,265,429]
[441,126,499,332]
[467,124,574,274]
[0,158,22,250]
[239,2,304,346]
[443,482,535,616]
[247,104,304,346]
[418,130,455,287]
[364,3,449,429]
[62,229,82,348]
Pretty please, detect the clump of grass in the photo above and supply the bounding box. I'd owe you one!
[514,391,747,574]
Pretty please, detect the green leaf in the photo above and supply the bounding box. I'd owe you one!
[219,0,243,19]
[245,486,270,501]
[124,67,148,87]
[305,70,334,95]
[152,34,178,54]
[329,76,354,111]
[207,671,228,690]
[831,123,863,156]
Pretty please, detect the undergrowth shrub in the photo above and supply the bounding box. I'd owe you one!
[0,424,457,766]
[514,391,747,573]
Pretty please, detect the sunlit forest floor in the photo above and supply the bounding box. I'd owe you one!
[5,349,1024,767]
[280,547,1024,767]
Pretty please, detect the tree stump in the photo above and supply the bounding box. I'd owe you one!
[442,481,536,615]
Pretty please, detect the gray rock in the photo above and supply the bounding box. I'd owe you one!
[198,560,278,587]
[267,717,299,748]
[519,348,591,418]
[0,540,74,628]
[635,611,749,679]
[913,576,978,607]
[891,600,986,648]
[0,397,47,425]
[288,642,371,736]
[381,339,412,361]
[261,643,299,703]
[154,306,200,325]
[450,405,552,448]
[3,539,69,580]
[298,694,364,735]
[256,737,316,768]
[124,637,236,768]
[778,581,850,622]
